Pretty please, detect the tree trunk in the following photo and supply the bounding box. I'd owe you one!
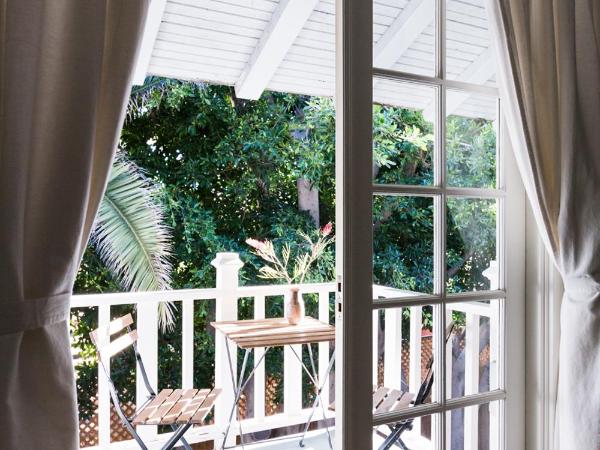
[297,177,319,226]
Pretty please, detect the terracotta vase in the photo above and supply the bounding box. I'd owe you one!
[286,287,305,325]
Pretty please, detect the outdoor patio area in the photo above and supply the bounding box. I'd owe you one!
[69,1,501,448]
[71,252,497,450]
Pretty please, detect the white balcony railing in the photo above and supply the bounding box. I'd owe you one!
[71,253,498,450]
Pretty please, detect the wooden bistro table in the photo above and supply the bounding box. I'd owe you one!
[211,316,336,449]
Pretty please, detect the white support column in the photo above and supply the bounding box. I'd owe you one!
[464,312,481,450]
[254,295,266,421]
[136,300,159,440]
[409,306,423,433]
[182,298,194,389]
[384,308,403,390]
[98,304,111,446]
[212,252,244,448]
[318,290,331,407]
[284,290,303,416]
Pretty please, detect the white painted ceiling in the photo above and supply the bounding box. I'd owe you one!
[136,0,497,120]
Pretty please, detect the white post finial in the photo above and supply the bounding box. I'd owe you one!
[483,260,499,290]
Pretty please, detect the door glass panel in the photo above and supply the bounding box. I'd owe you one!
[446,197,497,293]
[373,78,435,186]
[446,90,498,189]
[373,0,435,76]
[374,413,438,449]
[445,300,501,399]
[373,305,438,412]
[445,0,496,87]
[374,195,434,296]
[446,401,501,449]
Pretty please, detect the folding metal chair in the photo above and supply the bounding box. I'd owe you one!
[375,321,456,450]
[90,313,220,450]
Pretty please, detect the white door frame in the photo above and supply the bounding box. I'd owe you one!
[334,0,374,448]
[334,0,526,448]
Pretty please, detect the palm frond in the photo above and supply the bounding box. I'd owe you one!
[91,154,174,331]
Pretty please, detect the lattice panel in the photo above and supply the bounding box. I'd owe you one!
[79,397,137,447]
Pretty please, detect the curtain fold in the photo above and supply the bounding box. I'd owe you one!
[0,1,149,448]
[487,0,600,448]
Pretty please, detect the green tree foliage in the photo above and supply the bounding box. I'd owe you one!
[72,80,497,418]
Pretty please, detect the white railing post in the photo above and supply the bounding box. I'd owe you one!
[384,308,403,390]
[182,298,194,389]
[464,312,480,450]
[98,304,111,446]
[212,252,243,448]
[409,306,422,433]
[136,300,159,440]
[373,310,380,387]
[446,307,454,450]
[254,295,266,421]
[318,290,331,407]
[284,290,303,416]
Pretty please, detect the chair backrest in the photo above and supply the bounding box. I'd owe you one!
[413,320,456,406]
[89,313,157,425]
[90,313,139,361]
[89,314,154,444]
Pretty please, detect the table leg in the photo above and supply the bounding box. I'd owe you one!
[222,341,271,450]
[297,346,336,449]
[222,341,249,450]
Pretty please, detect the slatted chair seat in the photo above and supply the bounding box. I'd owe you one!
[373,387,415,414]
[133,388,220,426]
[329,386,415,413]
[90,313,220,450]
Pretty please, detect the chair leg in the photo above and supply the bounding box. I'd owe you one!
[397,437,410,450]
[120,419,149,450]
[162,423,193,450]
[378,422,410,450]
[170,424,193,450]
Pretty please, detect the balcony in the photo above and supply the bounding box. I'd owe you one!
[71,252,497,450]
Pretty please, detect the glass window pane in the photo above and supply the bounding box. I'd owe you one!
[446,197,497,293]
[446,90,497,189]
[446,401,501,449]
[374,195,434,296]
[373,78,435,185]
[373,0,435,76]
[445,300,501,399]
[373,305,438,413]
[446,0,496,87]
[374,413,438,449]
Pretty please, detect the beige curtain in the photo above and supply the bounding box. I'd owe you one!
[487,0,600,448]
[0,1,149,448]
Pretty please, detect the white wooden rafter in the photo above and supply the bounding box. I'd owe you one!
[423,47,496,119]
[235,0,319,100]
[133,0,168,85]
[373,0,435,69]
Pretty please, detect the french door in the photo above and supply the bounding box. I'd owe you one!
[335,0,526,449]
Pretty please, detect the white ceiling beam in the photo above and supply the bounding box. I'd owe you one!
[423,47,496,120]
[234,0,318,100]
[132,0,168,86]
[373,0,434,69]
